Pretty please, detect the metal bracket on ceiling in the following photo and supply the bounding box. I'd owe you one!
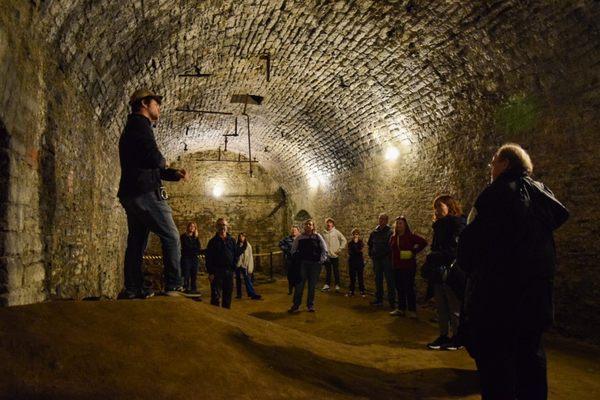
[178,66,212,78]
[230,94,264,178]
[259,53,271,82]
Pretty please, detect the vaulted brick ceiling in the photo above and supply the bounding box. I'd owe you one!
[35,0,588,188]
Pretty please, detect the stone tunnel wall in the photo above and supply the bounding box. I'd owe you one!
[0,1,126,305]
[145,150,291,273]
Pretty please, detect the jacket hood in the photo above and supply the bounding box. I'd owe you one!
[522,176,569,231]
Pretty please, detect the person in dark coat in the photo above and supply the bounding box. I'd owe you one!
[458,143,569,400]
[346,228,366,297]
[205,218,245,309]
[288,219,328,313]
[180,222,202,294]
[117,89,187,299]
[425,195,466,350]
[367,214,394,307]
[279,226,301,295]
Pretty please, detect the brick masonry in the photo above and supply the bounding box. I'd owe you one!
[0,1,597,341]
[0,1,127,304]
[146,150,291,267]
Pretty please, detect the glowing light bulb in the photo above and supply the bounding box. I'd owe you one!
[212,184,224,198]
[384,146,400,161]
[308,175,320,189]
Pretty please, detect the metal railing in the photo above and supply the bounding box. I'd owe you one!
[142,249,284,281]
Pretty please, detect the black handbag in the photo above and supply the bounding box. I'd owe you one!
[421,252,445,284]
[443,260,467,301]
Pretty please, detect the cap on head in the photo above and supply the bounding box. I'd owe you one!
[129,88,163,106]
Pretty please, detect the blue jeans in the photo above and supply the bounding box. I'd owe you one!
[293,261,322,308]
[235,267,257,297]
[373,256,395,307]
[120,191,182,291]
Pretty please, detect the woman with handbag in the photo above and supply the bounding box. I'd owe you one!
[389,216,428,318]
[425,195,466,351]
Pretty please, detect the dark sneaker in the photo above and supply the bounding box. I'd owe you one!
[427,335,451,350]
[346,292,355,297]
[370,301,384,306]
[442,337,463,351]
[118,289,138,300]
[235,295,242,299]
[307,306,316,312]
[138,289,155,299]
[250,294,262,300]
[288,305,300,313]
[360,292,367,298]
[165,286,186,297]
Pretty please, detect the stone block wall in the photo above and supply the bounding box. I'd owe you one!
[0,1,126,305]
[146,150,290,272]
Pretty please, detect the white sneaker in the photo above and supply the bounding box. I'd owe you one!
[389,309,405,316]
[321,284,330,291]
[407,311,417,319]
[334,285,341,292]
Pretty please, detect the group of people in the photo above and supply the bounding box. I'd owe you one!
[277,144,569,400]
[179,220,262,305]
[118,88,569,400]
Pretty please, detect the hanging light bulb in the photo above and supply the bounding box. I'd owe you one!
[384,146,400,161]
[212,184,224,198]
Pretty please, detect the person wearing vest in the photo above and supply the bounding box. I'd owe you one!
[289,219,328,313]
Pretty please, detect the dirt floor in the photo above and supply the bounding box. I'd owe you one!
[0,279,598,400]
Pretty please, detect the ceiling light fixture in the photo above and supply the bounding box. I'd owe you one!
[384,146,400,161]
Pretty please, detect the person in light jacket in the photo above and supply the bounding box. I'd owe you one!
[235,233,262,300]
[321,218,347,292]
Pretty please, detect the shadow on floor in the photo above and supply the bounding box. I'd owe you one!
[249,310,296,321]
[230,330,480,399]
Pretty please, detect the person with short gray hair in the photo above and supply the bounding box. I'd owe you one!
[458,143,569,399]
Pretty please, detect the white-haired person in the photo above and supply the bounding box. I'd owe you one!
[458,143,569,399]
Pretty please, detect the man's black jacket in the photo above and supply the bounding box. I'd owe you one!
[205,234,246,275]
[458,170,569,339]
[118,114,180,198]
[367,225,392,259]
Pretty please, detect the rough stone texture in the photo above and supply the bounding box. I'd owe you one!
[147,150,290,261]
[0,0,597,342]
[0,1,126,305]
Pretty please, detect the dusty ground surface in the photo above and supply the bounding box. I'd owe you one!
[0,279,598,400]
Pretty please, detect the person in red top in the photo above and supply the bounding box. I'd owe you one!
[389,216,428,318]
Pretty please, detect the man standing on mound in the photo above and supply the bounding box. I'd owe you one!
[117,89,188,299]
